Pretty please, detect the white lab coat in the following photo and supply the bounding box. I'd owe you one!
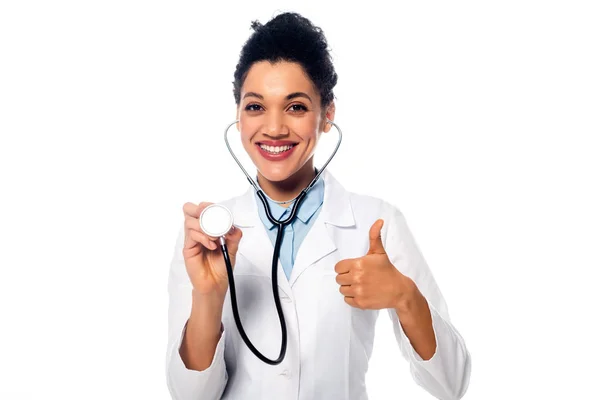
[166,170,471,400]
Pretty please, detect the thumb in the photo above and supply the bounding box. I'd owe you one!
[368,219,386,254]
[224,225,243,255]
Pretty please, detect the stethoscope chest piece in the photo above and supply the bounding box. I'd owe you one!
[199,204,233,237]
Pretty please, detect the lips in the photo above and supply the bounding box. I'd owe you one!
[256,140,298,146]
[255,141,298,161]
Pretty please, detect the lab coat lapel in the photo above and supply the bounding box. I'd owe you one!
[288,170,355,286]
[288,217,336,285]
[231,186,293,299]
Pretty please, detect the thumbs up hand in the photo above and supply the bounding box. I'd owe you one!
[334,219,417,310]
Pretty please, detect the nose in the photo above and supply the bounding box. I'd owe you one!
[265,111,289,137]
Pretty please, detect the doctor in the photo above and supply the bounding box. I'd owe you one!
[166,12,471,400]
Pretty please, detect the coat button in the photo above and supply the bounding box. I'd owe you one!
[280,369,290,378]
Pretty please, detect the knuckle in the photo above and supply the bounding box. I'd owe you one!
[228,227,242,240]
[184,217,196,230]
[192,230,207,245]
[198,201,213,212]
[189,229,200,242]
[182,202,194,215]
[355,258,364,270]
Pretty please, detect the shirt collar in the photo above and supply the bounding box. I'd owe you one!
[255,174,325,230]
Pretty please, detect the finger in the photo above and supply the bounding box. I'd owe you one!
[338,285,355,297]
[335,272,353,286]
[184,216,216,237]
[343,297,361,309]
[223,225,243,255]
[368,219,386,255]
[184,216,223,247]
[183,230,211,252]
[334,259,353,274]
[186,228,218,250]
[183,202,201,218]
[184,215,200,232]
[182,201,213,219]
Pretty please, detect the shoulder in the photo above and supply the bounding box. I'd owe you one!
[328,170,405,224]
[326,173,411,243]
[324,170,404,217]
[347,191,403,219]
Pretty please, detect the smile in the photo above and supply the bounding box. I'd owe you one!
[258,144,297,154]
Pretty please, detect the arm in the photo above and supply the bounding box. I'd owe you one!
[180,290,225,371]
[166,227,228,400]
[383,207,471,400]
[393,286,436,361]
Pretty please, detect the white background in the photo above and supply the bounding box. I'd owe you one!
[1,1,599,399]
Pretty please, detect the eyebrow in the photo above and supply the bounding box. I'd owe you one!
[243,91,313,104]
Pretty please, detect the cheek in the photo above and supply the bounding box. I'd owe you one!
[291,119,319,142]
[238,119,259,144]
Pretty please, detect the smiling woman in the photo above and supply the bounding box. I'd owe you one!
[166,11,471,400]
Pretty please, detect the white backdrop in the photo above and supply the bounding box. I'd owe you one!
[1,1,599,399]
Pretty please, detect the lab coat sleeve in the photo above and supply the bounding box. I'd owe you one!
[165,227,228,400]
[382,206,471,400]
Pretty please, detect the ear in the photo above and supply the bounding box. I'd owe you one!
[322,101,336,133]
[235,105,240,131]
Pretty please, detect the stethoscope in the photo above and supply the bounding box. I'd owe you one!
[198,119,342,365]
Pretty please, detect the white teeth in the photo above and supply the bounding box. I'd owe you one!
[259,144,294,154]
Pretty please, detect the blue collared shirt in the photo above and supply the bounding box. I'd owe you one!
[255,175,325,280]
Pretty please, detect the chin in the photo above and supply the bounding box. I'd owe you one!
[256,163,297,182]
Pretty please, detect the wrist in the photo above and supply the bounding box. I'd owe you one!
[393,275,419,315]
[192,287,226,303]
[190,289,225,333]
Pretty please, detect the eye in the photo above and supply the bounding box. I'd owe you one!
[245,103,263,112]
[289,104,308,113]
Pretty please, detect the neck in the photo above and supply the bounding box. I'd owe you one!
[257,161,316,208]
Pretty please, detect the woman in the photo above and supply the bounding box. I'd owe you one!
[166,12,471,400]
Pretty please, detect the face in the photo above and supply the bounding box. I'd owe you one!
[236,61,335,183]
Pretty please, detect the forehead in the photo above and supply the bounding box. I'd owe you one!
[241,61,319,98]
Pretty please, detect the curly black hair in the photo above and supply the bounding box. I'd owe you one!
[232,12,338,111]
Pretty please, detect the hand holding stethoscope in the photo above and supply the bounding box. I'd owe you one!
[181,201,243,299]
